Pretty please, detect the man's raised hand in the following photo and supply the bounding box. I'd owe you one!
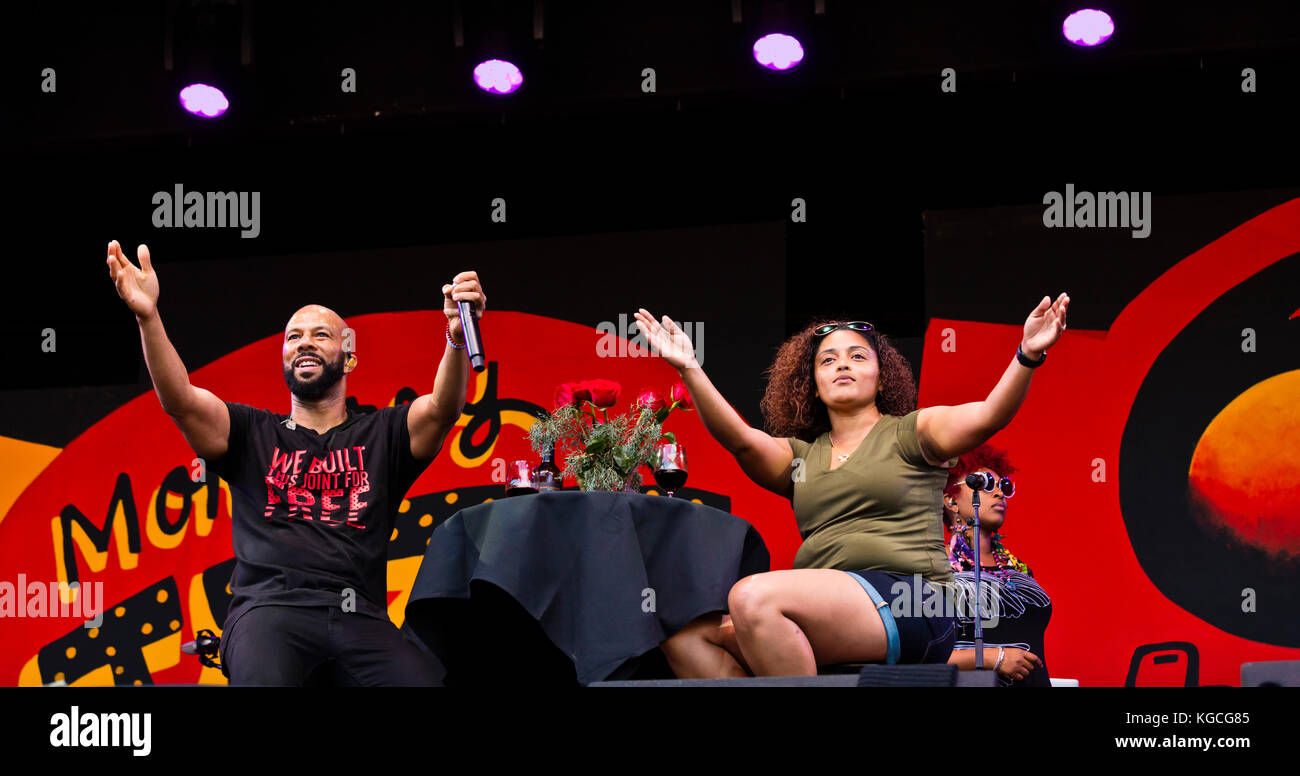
[106,240,159,320]
[442,270,486,338]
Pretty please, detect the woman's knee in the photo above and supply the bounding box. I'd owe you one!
[728,574,778,624]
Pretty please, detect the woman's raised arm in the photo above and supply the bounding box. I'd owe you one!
[634,309,794,498]
[917,293,1069,465]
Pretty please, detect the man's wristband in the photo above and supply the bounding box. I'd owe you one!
[994,647,1006,672]
[1016,345,1045,368]
[446,322,466,350]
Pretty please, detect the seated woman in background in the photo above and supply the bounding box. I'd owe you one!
[635,292,1068,678]
[943,444,1053,686]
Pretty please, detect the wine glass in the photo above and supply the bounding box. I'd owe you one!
[652,443,688,497]
[506,460,538,497]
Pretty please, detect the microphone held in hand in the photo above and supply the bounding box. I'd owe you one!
[457,299,485,372]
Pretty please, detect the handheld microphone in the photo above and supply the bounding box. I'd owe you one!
[456,300,486,373]
[965,472,997,492]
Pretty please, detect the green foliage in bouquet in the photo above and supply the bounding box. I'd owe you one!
[527,379,690,492]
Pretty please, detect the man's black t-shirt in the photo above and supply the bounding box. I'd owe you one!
[210,402,431,637]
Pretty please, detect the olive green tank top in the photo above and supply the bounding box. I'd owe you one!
[785,410,954,583]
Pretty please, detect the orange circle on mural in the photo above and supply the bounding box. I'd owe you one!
[1189,371,1300,560]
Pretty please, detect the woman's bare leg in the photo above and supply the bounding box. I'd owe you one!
[727,569,889,676]
[661,613,751,678]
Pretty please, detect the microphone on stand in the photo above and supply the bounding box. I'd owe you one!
[965,472,995,670]
[180,628,222,670]
[456,299,485,372]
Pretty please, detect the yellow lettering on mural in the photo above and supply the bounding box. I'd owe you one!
[146,478,227,549]
[50,498,139,605]
[194,480,231,538]
[449,410,541,468]
[146,489,188,550]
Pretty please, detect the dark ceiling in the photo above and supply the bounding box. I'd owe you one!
[8,1,1300,147]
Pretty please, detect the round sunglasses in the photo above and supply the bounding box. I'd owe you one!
[969,475,1015,498]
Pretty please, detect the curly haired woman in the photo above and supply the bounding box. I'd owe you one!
[633,293,1069,677]
[943,444,1053,686]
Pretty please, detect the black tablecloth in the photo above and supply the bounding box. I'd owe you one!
[404,491,770,685]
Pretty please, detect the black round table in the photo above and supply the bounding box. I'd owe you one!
[404,491,770,685]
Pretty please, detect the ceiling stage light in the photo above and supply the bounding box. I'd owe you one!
[753,33,804,71]
[178,83,229,118]
[1062,8,1115,47]
[473,59,524,95]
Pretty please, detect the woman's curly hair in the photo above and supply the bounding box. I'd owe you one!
[760,320,917,442]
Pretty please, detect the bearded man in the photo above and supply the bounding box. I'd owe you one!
[106,239,484,686]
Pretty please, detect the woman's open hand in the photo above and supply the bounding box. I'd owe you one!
[633,308,700,371]
[1021,293,1069,358]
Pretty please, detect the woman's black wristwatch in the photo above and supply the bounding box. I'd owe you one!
[1016,345,1046,368]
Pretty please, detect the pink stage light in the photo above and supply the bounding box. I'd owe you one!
[1062,9,1115,47]
[473,59,524,95]
[753,33,804,71]
[178,83,229,118]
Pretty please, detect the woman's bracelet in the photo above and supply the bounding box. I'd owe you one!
[994,647,1006,672]
[446,322,466,350]
[1016,344,1046,368]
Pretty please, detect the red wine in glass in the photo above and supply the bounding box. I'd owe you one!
[653,443,688,497]
[506,460,538,497]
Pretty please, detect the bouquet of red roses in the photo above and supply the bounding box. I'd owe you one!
[528,379,694,492]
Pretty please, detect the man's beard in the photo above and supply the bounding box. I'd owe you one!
[283,353,346,401]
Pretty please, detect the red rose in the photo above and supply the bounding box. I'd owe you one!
[554,382,578,409]
[583,379,621,408]
[635,388,667,413]
[669,380,693,410]
[572,382,594,405]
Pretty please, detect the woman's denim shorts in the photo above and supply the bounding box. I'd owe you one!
[844,569,957,664]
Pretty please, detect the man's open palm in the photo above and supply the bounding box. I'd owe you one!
[107,240,159,318]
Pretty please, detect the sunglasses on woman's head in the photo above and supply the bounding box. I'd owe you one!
[813,321,874,337]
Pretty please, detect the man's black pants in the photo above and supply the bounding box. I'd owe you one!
[221,605,443,686]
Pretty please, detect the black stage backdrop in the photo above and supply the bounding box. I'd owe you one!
[0,223,786,445]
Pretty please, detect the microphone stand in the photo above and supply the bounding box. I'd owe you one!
[971,489,985,670]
